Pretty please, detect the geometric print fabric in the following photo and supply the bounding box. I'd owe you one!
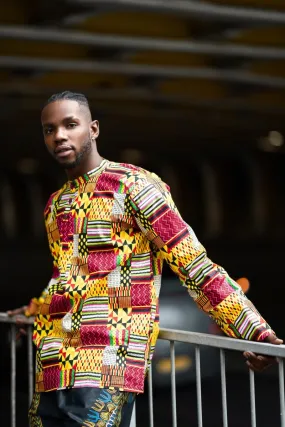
[30,159,273,395]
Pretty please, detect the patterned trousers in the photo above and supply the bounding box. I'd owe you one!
[28,388,136,427]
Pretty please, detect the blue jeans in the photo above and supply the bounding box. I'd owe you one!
[29,387,136,426]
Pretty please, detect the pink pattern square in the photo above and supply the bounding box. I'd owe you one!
[202,276,234,308]
[88,251,116,275]
[80,325,110,346]
[57,213,74,242]
[96,173,120,192]
[152,209,186,245]
[124,365,145,391]
[49,295,71,314]
[43,366,60,390]
[131,284,151,307]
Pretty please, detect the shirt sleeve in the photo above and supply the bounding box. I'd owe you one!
[25,192,59,317]
[127,171,273,342]
[24,287,49,317]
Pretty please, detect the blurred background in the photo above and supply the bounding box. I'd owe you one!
[1,0,285,426]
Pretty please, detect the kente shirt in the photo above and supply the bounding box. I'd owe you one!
[29,159,273,393]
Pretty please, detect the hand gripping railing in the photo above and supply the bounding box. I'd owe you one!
[0,312,284,427]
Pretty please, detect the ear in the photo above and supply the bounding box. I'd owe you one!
[236,277,250,294]
[90,120,99,140]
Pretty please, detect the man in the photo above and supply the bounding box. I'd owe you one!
[8,91,282,426]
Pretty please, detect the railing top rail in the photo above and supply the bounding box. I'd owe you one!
[0,312,283,358]
[159,328,285,358]
[0,312,34,325]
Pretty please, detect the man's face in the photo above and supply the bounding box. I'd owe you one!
[41,100,97,169]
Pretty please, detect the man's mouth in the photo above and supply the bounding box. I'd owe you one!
[54,146,74,158]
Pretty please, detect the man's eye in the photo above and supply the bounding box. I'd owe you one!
[44,128,53,135]
[67,123,77,129]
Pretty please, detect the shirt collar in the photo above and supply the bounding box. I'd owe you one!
[67,158,109,188]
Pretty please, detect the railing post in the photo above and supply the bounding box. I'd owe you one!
[249,369,256,427]
[220,349,228,427]
[130,401,136,427]
[148,364,154,427]
[195,345,203,427]
[278,358,285,427]
[170,341,177,427]
[10,324,16,427]
[27,326,34,405]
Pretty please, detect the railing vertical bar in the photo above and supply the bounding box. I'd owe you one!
[130,401,136,427]
[170,341,177,427]
[27,326,34,405]
[278,358,285,427]
[148,363,154,427]
[249,369,257,427]
[220,349,228,427]
[195,345,203,427]
[10,324,16,427]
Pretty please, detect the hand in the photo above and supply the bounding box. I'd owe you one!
[7,306,28,339]
[243,334,283,372]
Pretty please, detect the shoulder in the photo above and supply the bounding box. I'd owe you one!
[114,162,170,195]
[105,162,171,204]
[44,188,62,216]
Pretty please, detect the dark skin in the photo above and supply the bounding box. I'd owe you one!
[7,99,283,372]
[41,99,102,179]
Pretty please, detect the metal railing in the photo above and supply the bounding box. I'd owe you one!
[0,313,34,427]
[1,312,285,427]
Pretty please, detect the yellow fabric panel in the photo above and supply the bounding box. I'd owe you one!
[159,79,227,99]
[75,12,189,39]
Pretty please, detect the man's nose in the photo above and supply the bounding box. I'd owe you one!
[54,128,68,143]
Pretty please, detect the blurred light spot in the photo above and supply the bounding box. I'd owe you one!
[236,277,250,294]
[258,131,284,152]
[17,158,39,174]
[156,355,192,374]
[268,131,284,147]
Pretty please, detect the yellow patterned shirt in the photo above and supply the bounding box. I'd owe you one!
[30,159,273,393]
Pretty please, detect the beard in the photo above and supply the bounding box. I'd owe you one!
[57,136,92,169]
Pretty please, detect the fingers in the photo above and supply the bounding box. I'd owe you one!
[265,335,283,345]
[7,306,27,317]
[15,317,28,325]
[246,360,265,372]
[243,351,276,372]
[16,329,27,341]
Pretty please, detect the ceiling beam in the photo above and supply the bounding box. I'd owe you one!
[1,55,285,88]
[1,25,285,60]
[68,0,285,24]
[0,83,284,116]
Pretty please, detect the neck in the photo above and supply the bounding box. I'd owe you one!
[66,150,103,180]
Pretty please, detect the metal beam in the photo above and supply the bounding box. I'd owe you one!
[69,0,285,25]
[0,83,284,116]
[159,328,285,358]
[1,55,285,88]
[2,25,285,60]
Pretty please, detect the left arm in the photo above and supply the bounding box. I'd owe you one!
[127,171,282,370]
